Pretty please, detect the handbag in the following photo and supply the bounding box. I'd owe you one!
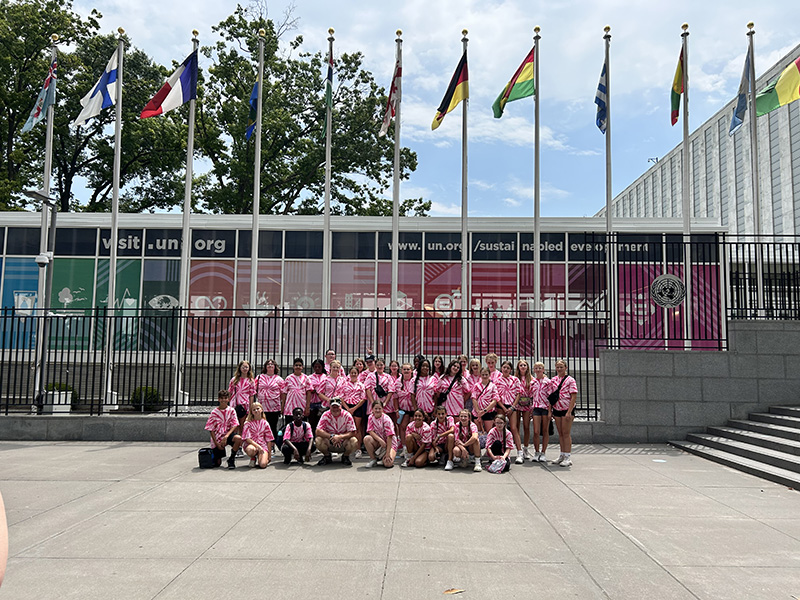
[374,381,388,398]
[437,376,458,406]
[487,458,509,474]
[547,377,566,406]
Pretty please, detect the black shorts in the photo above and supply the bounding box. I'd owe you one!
[234,404,248,419]
[482,411,497,422]
[346,402,367,419]
[532,407,549,416]
[552,408,574,417]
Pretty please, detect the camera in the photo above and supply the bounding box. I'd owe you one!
[35,252,51,267]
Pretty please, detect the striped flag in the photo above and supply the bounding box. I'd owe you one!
[492,48,534,118]
[671,49,684,126]
[245,79,259,140]
[595,60,608,133]
[432,51,468,130]
[729,46,752,135]
[325,47,333,111]
[140,50,198,118]
[22,58,57,133]
[756,54,800,116]
[380,57,401,137]
[72,50,118,128]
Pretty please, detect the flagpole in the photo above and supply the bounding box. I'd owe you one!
[680,23,693,347]
[390,30,403,359]
[459,29,469,357]
[104,28,125,408]
[602,25,619,348]
[249,28,266,359]
[533,26,542,357]
[175,30,199,410]
[322,28,334,356]
[746,22,765,315]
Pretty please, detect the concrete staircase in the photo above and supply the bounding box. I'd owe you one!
[670,406,800,490]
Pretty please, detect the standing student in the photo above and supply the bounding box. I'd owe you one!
[242,402,274,468]
[396,363,415,440]
[308,359,327,432]
[324,349,337,374]
[339,365,367,455]
[364,401,398,468]
[496,360,524,464]
[388,359,401,380]
[402,409,432,468]
[471,367,499,433]
[485,415,514,472]
[431,355,445,379]
[437,359,469,417]
[530,361,551,462]
[204,390,241,469]
[255,359,284,438]
[283,358,311,418]
[484,353,502,383]
[464,358,482,412]
[515,360,534,460]
[366,358,397,419]
[359,353,378,384]
[318,360,343,409]
[281,406,313,465]
[412,359,437,419]
[429,405,455,470]
[353,357,366,380]
[548,359,578,467]
[453,409,482,471]
[229,360,256,426]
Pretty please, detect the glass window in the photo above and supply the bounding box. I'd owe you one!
[285,231,323,259]
[332,232,375,260]
[6,227,40,255]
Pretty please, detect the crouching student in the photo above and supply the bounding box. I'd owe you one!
[402,409,432,468]
[453,409,482,472]
[315,397,359,466]
[204,390,242,469]
[242,402,274,468]
[281,407,313,465]
[485,415,515,473]
[364,401,398,468]
[429,405,455,470]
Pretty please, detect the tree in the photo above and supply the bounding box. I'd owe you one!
[196,5,428,217]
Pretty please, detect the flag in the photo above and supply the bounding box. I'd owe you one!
[72,50,118,128]
[140,50,198,118]
[432,51,468,130]
[729,46,752,135]
[22,58,57,133]
[245,79,258,140]
[595,60,608,133]
[492,48,534,118]
[380,57,401,137]
[325,48,333,111]
[671,49,684,126]
[756,54,800,117]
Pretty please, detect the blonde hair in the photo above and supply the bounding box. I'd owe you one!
[484,353,499,363]
[245,402,266,423]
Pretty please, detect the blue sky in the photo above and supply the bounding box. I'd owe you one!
[73,0,799,219]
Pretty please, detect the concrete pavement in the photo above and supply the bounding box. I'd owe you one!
[1,441,799,599]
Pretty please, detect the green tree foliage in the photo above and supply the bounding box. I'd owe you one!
[197,5,428,216]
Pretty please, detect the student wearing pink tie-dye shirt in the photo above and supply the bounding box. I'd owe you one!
[402,409,433,468]
[365,401,398,468]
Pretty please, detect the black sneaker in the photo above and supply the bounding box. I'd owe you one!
[283,453,292,465]
[317,455,333,466]
[297,455,305,465]
[227,459,236,470]
[341,455,352,466]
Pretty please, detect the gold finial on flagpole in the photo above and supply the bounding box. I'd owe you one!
[534,26,540,34]
[192,29,199,39]
[50,33,59,43]
[396,29,402,37]
[747,22,754,30]
[258,28,266,37]
[604,25,611,34]
[117,27,125,36]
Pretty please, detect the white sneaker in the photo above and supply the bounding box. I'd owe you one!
[249,458,256,468]
[400,459,409,468]
[354,449,362,459]
[523,447,532,460]
[515,454,524,465]
[366,459,378,468]
[376,446,386,459]
[553,454,565,465]
[560,458,572,467]
[453,456,462,464]
[537,452,548,463]
[236,449,245,458]
[445,460,454,471]
[473,461,483,472]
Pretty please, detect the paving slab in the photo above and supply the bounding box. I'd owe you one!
[669,566,800,600]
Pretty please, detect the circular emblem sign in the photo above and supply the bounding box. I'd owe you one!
[650,274,686,308]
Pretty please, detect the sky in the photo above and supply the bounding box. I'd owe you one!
[72,0,800,219]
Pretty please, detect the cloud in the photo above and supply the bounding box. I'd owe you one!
[502,197,522,207]
[429,201,462,216]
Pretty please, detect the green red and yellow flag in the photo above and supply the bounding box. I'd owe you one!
[432,51,468,130]
[492,47,535,118]
[671,49,684,126]
[756,54,800,116]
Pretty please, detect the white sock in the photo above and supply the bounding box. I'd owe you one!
[516,449,522,457]
[565,452,571,458]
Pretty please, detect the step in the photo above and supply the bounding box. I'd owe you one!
[707,426,800,456]
[749,412,800,429]
[685,433,800,473]
[728,419,800,443]
[670,440,800,490]
[769,406,800,418]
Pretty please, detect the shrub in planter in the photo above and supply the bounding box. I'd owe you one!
[44,382,79,409]
[130,386,164,411]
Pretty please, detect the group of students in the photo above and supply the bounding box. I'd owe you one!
[204,350,578,472]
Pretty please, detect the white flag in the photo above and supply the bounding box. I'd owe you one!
[72,50,119,128]
[379,58,402,137]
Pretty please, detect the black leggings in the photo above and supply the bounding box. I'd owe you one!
[265,411,281,437]
[282,441,310,463]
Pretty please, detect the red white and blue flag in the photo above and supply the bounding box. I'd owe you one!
[22,58,57,133]
[140,50,198,118]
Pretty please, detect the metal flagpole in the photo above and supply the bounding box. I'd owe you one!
[746,22,765,315]
[533,26,542,357]
[460,29,469,357]
[175,30,199,409]
[390,30,403,359]
[249,29,266,359]
[602,26,619,348]
[680,23,693,348]
[322,28,334,357]
[104,28,125,408]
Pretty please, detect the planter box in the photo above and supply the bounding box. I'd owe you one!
[42,391,72,415]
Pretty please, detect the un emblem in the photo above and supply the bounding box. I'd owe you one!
[650,274,686,308]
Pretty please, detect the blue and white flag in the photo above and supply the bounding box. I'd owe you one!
[22,58,57,133]
[72,50,119,128]
[729,46,752,136]
[595,61,608,133]
[245,78,258,140]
